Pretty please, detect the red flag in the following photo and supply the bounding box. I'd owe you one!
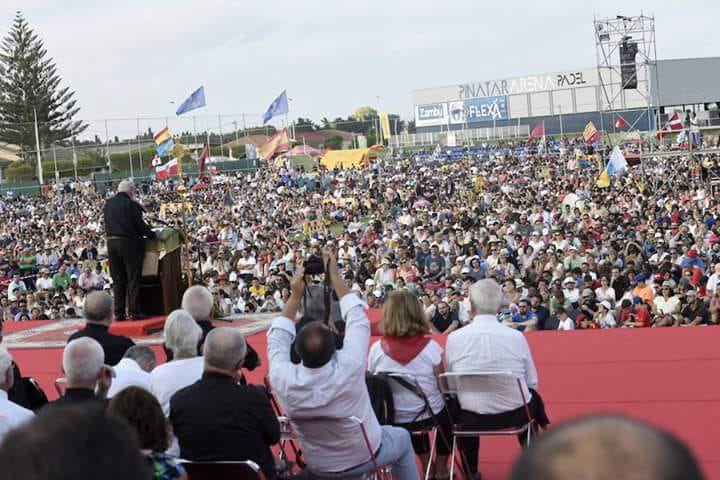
[614,115,627,129]
[656,112,683,138]
[191,178,206,191]
[155,159,178,180]
[528,121,545,140]
[197,144,209,176]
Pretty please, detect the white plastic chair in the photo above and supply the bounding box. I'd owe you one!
[438,372,536,480]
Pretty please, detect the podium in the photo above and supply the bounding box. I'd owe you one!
[139,227,185,316]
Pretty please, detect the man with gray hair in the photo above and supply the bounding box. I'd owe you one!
[107,345,157,398]
[67,291,134,366]
[149,309,204,415]
[102,179,156,321]
[170,327,280,479]
[180,285,260,378]
[445,279,549,479]
[47,337,113,409]
[0,346,34,442]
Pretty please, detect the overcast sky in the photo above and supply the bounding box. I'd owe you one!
[1,0,718,134]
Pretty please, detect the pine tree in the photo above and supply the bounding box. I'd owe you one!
[0,11,87,156]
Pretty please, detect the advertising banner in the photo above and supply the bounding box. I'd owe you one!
[415,103,448,127]
[449,96,508,124]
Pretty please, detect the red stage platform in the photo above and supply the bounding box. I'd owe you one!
[6,322,720,479]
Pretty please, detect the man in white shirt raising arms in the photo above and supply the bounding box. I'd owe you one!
[268,250,419,480]
[446,279,550,480]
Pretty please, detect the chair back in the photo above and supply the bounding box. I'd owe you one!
[439,371,531,416]
[54,377,66,397]
[182,460,265,480]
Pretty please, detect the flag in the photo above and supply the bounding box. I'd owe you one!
[583,122,601,144]
[258,129,290,160]
[596,169,610,188]
[191,177,207,191]
[155,159,178,180]
[262,90,289,124]
[656,112,683,138]
[528,121,545,140]
[175,86,206,116]
[607,146,628,176]
[614,115,628,129]
[379,112,391,141]
[154,127,175,157]
[150,155,162,168]
[197,144,209,176]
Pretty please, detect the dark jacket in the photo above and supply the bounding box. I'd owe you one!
[44,387,105,412]
[103,192,154,239]
[67,323,135,366]
[169,372,280,479]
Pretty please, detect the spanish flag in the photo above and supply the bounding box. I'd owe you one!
[583,121,601,144]
[258,129,290,160]
[596,168,610,188]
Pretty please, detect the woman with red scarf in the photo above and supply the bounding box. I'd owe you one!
[368,290,453,479]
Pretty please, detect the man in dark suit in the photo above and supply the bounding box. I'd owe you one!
[102,179,155,320]
[68,291,134,366]
[46,337,112,410]
[170,327,280,479]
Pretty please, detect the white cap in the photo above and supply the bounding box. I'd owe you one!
[564,277,575,284]
[365,279,375,286]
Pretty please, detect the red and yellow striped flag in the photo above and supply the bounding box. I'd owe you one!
[583,121,601,144]
[258,129,290,160]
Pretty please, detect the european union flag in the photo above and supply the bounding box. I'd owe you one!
[263,90,289,124]
[175,86,206,116]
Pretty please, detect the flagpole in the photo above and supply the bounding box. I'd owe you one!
[193,116,198,146]
[33,108,43,184]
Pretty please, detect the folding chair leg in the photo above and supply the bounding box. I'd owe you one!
[449,435,457,480]
[425,428,437,480]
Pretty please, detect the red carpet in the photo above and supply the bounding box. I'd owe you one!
[6,323,720,479]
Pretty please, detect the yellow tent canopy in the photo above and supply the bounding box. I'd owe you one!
[320,148,375,170]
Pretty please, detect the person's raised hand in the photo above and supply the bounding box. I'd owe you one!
[290,265,305,299]
[322,247,339,277]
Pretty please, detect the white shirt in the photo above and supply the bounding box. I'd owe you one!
[107,358,151,398]
[653,295,681,315]
[0,390,34,444]
[149,356,204,416]
[367,340,444,423]
[445,314,538,414]
[707,273,720,295]
[558,317,575,330]
[36,276,54,291]
[267,294,380,474]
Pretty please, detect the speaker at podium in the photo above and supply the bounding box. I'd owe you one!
[140,227,185,316]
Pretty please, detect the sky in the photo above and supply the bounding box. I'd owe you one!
[1,0,718,136]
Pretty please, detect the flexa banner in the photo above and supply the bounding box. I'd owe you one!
[449,96,508,124]
[415,103,448,127]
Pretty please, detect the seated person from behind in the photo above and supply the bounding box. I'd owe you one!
[367,290,453,479]
[46,337,113,409]
[67,290,135,366]
[149,310,204,415]
[107,345,157,398]
[0,346,34,442]
[170,327,279,480]
[109,386,187,480]
[267,251,419,480]
[445,279,550,479]
[510,415,703,480]
[180,285,261,380]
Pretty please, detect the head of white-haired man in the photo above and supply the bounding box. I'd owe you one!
[468,278,503,318]
[0,346,15,393]
[63,337,114,398]
[117,179,135,198]
[163,309,203,361]
[182,285,214,324]
[202,327,247,382]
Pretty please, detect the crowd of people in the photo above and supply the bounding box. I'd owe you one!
[3,139,720,331]
[0,252,705,479]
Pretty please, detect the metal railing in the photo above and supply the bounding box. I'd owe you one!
[391,125,531,147]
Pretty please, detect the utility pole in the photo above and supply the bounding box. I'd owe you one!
[33,108,43,184]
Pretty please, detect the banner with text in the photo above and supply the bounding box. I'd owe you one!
[415,103,448,127]
[449,96,508,124]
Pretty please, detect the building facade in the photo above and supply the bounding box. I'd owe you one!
[412,57,720,136]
